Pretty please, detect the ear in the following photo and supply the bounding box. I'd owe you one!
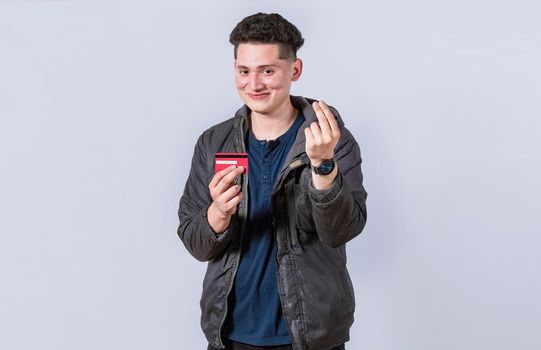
[291,58,303,82]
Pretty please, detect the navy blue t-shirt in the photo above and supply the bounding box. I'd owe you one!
[223,112,305,346]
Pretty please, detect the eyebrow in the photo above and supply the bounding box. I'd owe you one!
[235,64,278,69]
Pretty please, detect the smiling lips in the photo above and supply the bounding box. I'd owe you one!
[247,92,270,100]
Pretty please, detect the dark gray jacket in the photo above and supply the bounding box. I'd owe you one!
[177,95,367,350]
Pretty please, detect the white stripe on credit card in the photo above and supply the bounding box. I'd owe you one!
[216,160,238,165]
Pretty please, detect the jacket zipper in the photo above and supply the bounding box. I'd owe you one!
[216,120,249,349]
[273,189,300,349]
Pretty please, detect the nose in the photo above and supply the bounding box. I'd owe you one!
[248,72,263,91]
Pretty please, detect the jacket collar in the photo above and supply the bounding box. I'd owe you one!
[233,95,345,170]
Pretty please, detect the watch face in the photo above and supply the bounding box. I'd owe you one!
[319,159,335,175]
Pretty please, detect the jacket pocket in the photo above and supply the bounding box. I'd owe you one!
[294,168,316,233]
[295,192,316,233]
[340,269,356,311]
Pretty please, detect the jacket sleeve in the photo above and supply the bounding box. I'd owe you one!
[307,126,368,248]
[177,133,236,262]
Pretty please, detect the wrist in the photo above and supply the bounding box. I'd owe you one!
[207,203,231,234]
[309,155,333,166]
[310,157,336,176]
[311,165,338,190]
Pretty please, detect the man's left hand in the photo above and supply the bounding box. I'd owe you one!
[305,100,340,166]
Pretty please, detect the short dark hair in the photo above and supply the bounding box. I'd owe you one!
[229,12,305,61]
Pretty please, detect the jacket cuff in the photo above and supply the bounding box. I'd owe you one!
[308,171,343,205]
[202,203,235,242]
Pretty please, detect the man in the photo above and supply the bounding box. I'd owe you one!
[177,13,367,350]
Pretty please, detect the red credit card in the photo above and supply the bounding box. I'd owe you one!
[215,153,248,174]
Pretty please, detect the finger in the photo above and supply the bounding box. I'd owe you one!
[310,122,322,144]
[304,127,315,146]
[312,101,331,138]
[224,192,243,212]
[219,184,242,203]
[318,100,340,137]
[215,166,244,194]
[210,165,237,188]
[215,174,237,196]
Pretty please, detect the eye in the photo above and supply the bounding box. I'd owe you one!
[263,69,274,75]
[238,70,249,76]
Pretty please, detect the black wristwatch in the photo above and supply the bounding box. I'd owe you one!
[311,159,335,176]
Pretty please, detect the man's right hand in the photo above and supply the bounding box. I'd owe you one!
[207,165,244,234]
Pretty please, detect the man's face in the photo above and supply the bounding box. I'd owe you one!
[234,43,302,116]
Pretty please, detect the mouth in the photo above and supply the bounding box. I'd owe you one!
[246,92,270,100]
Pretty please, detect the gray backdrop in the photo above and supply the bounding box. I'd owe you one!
[1,1,540,349]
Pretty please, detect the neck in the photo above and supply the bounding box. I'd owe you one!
[250,99,298,141]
